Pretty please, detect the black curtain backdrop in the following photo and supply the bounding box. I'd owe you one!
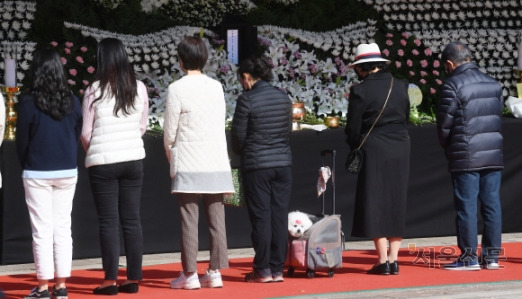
[2,118,522,265]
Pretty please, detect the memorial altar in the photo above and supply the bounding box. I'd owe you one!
[2,119,522,265]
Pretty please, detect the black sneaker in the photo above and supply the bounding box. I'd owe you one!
[52,286,68,299]
[24,287,50,299]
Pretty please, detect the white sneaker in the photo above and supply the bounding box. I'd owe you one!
[482,262,500,270]
[170,272,201,290]
[199,270,223,288]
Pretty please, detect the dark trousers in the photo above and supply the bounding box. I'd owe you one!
[89,160,144,280]
[243,166,292,275]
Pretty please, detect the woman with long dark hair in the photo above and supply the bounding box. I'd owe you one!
[81,38,149,295]
[16,48,82,299]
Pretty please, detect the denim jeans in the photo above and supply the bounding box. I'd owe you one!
[451,170,502,263]
[89,160,144,280]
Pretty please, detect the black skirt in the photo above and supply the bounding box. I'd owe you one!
[351,129,411,238]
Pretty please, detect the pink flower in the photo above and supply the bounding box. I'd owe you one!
[407,59,413,67]
[412,49,419,56]
[382,49,390,57]
[87,66,95,74]
[395,61,402,68]
[409,71,415,76]
[433,70,440,76]
[83,80,89,86]
[414,39,421,47]
[420,79,427,84]
[80,46,88,52]
[79,89,84,95]
[401,32,409,38]
[64,48,71,54]
[386,40,393,46]
[433,60,440,68]
[65,42,74,48]
[50,41,58,47]
[424,48,432,56]
[76,56,84,63]
[420,71,428,77]
[61,57,67,65]
[69,69,77,76]
[67,79,76,85]
[400,39,407,46]
[430,88,437,94]
[436,79,443,85]
[386,33,394,38]
[398,49,404,56]
[420,60,428,68]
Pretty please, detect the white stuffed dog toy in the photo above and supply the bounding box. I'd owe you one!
[288,211,314,238]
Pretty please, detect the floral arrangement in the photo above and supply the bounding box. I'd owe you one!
[3,0,522,128]
[157,0,255,27]
[362,0,521,101]
[381,31,442,120]
[90,0,124,9]
[0,1,35,41]
[49,41,97,96]
[140,0,171,12]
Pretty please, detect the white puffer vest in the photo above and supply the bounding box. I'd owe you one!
[85,82,146,167]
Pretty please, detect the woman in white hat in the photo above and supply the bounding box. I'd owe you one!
[345,43,411,275]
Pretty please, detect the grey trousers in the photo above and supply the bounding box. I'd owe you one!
[177,193,229,272]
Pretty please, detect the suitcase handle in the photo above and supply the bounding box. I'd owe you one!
[320,149,336,215]
[320,149,336,157]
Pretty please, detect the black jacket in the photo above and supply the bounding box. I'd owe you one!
[231,80,292,171]
[345,71,410,149]
[436,62,504,172]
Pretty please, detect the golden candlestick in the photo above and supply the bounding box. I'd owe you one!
[1,86,19,140]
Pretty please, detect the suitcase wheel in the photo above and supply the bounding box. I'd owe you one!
[306,269,315,278]
[287,267,295,277]
[328,268,334,277]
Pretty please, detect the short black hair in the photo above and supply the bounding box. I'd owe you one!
[177,36,208,71]
[441,41,471,64]
[237,55,273,82]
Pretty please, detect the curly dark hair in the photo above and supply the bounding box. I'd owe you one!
[29,48,74,120]
[237,55,274,82]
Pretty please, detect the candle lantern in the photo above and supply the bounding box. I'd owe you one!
[2,57,18,140]
[292,102,306,131]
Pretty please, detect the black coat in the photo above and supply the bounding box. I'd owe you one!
[436,62,504,172]
[231,80,292,171]
[345,71,411,238]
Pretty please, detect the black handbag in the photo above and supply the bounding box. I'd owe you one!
[345,148,364,174]
[345,77,394,174]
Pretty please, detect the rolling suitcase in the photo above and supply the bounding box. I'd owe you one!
[286,149,344,278]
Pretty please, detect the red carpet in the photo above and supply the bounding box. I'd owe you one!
[3,242,522,298]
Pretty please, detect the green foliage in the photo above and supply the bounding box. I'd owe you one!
[246,0,379,32]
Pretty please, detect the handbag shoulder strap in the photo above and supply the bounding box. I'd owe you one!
[356,77,394,150]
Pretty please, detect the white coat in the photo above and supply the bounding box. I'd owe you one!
[163,74,234,194]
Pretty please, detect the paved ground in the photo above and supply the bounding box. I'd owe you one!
[2,233,522,298]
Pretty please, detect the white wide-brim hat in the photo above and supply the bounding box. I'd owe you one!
[348,43,390,68]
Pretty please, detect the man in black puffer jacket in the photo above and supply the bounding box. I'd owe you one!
[436,41,504,271]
